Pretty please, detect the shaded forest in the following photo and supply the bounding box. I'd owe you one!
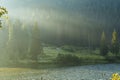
[0,0,120,66]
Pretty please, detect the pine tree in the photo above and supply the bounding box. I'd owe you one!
[100,31,108,56]
[6,20,18,61]
[29,21,43,61]
[111,29,119,56]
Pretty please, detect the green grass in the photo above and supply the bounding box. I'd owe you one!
[12,46,118,68]
[42,47,108,66]
[0,68,48,80]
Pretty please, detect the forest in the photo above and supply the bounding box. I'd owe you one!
[0,0,120,67]
[0,0,120,80]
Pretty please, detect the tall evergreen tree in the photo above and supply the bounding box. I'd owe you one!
[111,29,119,56]
[100,31,108,56]
[6,20,21,61]
[7,20,29,61]
[29,22,43,61]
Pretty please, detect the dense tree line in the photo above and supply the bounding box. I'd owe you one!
[6,20,43,62]
[40,25,120,48]
[100,29,119,56]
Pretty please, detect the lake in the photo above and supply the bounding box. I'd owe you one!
[0,64,119,80]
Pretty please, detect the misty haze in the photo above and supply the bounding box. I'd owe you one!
[0,0,120,80]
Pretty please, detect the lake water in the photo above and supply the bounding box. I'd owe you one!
[0,64,120,80]
[42,64,119,80]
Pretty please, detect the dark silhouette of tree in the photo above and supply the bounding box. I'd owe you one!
[111,29,119,56]
[29,22,43,61]
[100,31,108,56]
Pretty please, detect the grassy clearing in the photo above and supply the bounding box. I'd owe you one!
[42,46,108,66]
[0,68,31,72]
[9,46,118,68]
[0,46,115,79]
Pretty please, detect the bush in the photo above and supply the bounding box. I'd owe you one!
[56,54,80,66]
[61,46,76,52]
[100,45,108,56]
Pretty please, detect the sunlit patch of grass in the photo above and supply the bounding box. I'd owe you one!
[76,54,105,60]
[0,68,47,76]
[0,68,48,80]
[0,68,31,72]
[43,47,107,65]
